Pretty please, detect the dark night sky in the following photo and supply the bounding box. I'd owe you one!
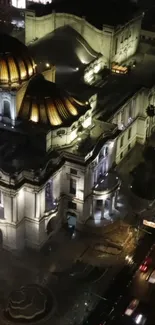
[29,0,140,29]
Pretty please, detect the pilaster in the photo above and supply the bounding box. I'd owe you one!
[101,200,105,219]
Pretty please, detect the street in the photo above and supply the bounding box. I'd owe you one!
[83,232,155,325]
[107,231,155,325]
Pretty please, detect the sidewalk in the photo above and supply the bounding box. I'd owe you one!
[116,144,150,221]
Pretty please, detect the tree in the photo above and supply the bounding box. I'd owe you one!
[146,105,155,117]
[143,146,155,163]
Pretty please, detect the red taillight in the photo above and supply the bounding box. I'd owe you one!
[139,265,147,272]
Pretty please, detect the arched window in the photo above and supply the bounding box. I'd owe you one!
[45,180,53,211]
[99,150,103,160]
[3,100,11,119]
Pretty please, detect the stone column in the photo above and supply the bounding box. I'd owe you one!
[3,194,12,222]
[112,195,115,210]
[35,193,41,219]
[114,190,119,209]
[101,200,105,219]
[92,199,96,219]
[109,196,113,216]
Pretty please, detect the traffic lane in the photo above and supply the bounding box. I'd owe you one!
[130,242,155,302]
[130,270,151,303]
[82,265,133,325]
[107,246,155,324]
[83,234,155,325]
[101,236,155,324]
[109,289,155,325]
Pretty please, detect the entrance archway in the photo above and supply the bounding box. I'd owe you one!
[46,217,57,235]
[66,211,77,228]
[3,100,11,119]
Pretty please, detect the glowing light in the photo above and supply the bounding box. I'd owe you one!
[135,314,144,325]
[125,255,133,264]
[12,0,26,8]
[46,63,50,68]
[94,64,100,74]
[30,115,38,123]
[143,220,155,229]
[81,59,88,64]
[21,72,26,79]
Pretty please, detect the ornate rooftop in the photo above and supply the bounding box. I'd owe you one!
[0,34,36,88]
[16,74,89,127]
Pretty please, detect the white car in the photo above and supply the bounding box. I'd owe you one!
[124,299,139,316]
[148,269,155,283]
[134,314,146,325]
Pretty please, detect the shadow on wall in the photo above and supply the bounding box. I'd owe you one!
[29,26,98,84]
[0,230,3,248]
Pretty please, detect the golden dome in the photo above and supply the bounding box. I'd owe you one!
[17,74,88,127]
[0,34,36,88]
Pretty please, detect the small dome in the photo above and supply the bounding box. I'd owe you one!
[0,34,36,88]
[17,74,89,127]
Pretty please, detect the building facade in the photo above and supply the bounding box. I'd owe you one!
[0,30,154,251]
[25,11,142,69]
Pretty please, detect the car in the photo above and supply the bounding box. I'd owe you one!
[147,269,155,283]
[124,299,139,316]
[139,256,152,272]
[139,264,147,272]
[134,314,146,325]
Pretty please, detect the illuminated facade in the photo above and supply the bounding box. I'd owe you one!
[11,0,52,9]
[0,27,154,252]
[25,11,142,71]
[0,33,121,250]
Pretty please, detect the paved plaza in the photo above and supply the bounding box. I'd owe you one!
[0,142,152,325]
[0,223,136,325]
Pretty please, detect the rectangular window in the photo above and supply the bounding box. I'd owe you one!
[121,109,125,125]
[120,152,123,160]
[120,136,124,148]
[128,102,132,118]
[128,128,132,139]
[70,178,76,195]
[115,38,118,54]
[68,201,77,210]
[70,168,77,175]
[128,144,131,151]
